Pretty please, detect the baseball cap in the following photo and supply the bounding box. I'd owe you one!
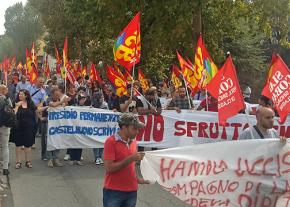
[118,113,145,128]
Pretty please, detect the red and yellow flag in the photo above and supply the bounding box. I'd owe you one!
[61,37,68,79]
[82,66,87,78]
[17,62,23,72]
[113,63,125,80]
[90,63,104,84]
[171,64,183,88]
[124,69,133,82]
[176,51,198,91]
[138,69,149,92]
[30,63,39,84]
[63,37,68,67]
[26,48,38,84]
[194,34,218,89]
[107,65,127,96]
[10,56,16,69]
[31,42,37,65]
[26,48,33,74]
[113,12,141,71]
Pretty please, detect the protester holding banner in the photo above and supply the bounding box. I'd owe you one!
[167,86,193,112]
[239,106,279,140]
[93,94,108,165]
[47,88,67,168]
[119,84,140,113]
[69,94,91,166]
[63,84,77,161]
[66,84,77,106]
[137,87,162,115]
[103,113,149,207]
[12,89,37,169]
[107,91,120,112]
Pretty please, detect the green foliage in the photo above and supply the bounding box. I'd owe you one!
[0,2,43,62]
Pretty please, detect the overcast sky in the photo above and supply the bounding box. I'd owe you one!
[0,0,27,35]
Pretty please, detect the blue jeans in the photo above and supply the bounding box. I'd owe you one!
[103,188,137,207]
[93,148,103,160]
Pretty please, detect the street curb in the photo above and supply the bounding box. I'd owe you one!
[2,175,14,207]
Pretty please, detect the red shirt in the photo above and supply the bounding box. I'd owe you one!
[200,97,218,112]
[103,134,138,192]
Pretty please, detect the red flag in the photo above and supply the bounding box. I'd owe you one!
[90,63,104,84]
[66,63,77,85]
[31,42,37,65]
[30,62,39,84]
[264,53,278,86]
[206,56,245,125]
[44,54,50,77]
[171,64,183,88]
[113,12,141,71]
[138,69,149,91]
[82,66,87,78]
[54,43,62,75]
[176,51,198,92]
[63,37,68,67]
[124,69,133,82]
[26,49,33,74]
[61,37,68,79]
[262,55,290,123]
[113,63,125,80]
[107,65,127,96]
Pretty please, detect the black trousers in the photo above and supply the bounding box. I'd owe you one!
[70,149,82,161]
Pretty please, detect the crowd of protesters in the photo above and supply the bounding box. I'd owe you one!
[0,69,276,174]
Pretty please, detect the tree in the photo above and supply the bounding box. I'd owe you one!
[0,2,44,62]
[28,0,289,94]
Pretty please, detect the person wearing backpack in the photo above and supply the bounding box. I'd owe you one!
[0,85,13,175]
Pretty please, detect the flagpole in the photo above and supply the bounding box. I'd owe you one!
[64,66,67,94]
[134,88,157,113]
[202,70,209,111]
[130,60,136,97]
[182,75,192,109]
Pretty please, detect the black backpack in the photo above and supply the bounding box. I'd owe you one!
[0,98,16,128]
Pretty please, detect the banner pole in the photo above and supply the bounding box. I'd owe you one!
[134,88,157,112]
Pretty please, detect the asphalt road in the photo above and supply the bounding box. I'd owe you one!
[6,138,189,207]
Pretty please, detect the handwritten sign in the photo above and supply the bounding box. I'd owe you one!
[141,139,290,207]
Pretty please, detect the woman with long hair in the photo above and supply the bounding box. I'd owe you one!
[12,89,37,169]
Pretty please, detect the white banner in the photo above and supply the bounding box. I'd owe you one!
[141,139,290,207]
[47,106,290,150]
